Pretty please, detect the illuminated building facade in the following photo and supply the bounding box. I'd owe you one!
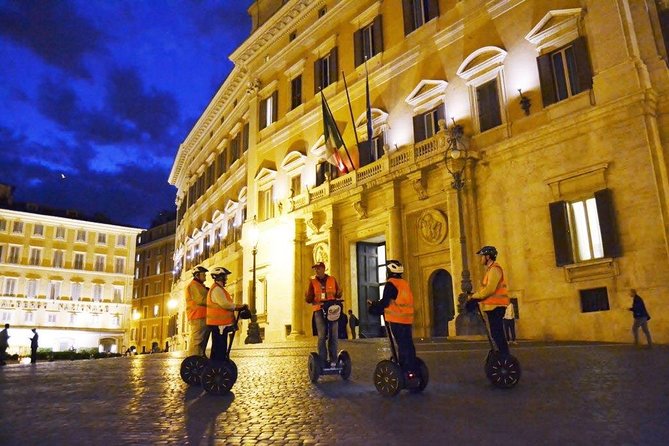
[130,217,177,353]
[0,185,142,354]
[169,0,669,344]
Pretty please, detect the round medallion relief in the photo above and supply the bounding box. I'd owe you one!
[417,209,448,245]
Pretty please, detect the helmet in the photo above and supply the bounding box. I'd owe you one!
[476,246,498,259]
[238,307,252,320]
[386,260,404,274]
[210,266,232,280]
[192,266,208,277]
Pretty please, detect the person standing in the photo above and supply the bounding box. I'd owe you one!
[466,246,511,356]
[368,260,417,372]
[503,303,516,344]
[30,328,39,364]
[338,310,349,339]
[628,289,652,348]
[305,261,342,367]
[206,267,248,360]
[185,266,210,356]
[348,310,359,340]
[0,323,9,366]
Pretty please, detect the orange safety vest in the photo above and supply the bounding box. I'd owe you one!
[309,276,338,311]
[384,278,414,325]
[185,279,208,321]
[480,262,510,309]
[206,282,235,326]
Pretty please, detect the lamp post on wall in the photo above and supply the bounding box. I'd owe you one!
[245,217,262,344]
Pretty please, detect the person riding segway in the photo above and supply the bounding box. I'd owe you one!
[465,246,521,388]
[179,266,210,386]
[368,260,428,397]
[305,262,351,382]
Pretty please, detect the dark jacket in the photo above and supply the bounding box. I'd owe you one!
[630,295,650,319]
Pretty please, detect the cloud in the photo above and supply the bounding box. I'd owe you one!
[0,0,105,78]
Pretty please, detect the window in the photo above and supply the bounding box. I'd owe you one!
[117,235,127,247]
[71,283,81,301]
[76,230,86,242]
[144,284,150,297]
[8,246,21,264]
[115,257,125,274]
[154,282,162,294]
[3,278,17,296]
[290,75,302,110]
[0,219,5,231]
[0,245,3,263]
[152,326,158,338]
[537,37,592,107]
[97,233,107,244]
[55,227,65,239]
[33,224,44,237]
[47,313,57,323]
[258,187,275,221]
[259,91,278,130]
[156,261,161,275]
[153,304,160,317]
[476,79,502,132]
[112,315,120,327]
[94,255,105,272]
[402,0,439,35]
[314,48,338,93]
[1,312,11,322]
[29,248,41,266]
[216,149,228,177]
[412,105,443,143]
[26,279,37,299]
[289,31,296,41]
[48,281,61,300]
[53,250,64,268]
[143,306,148,319]
[580,287,610,313]
[142,326,147,340]
[74,253,85,270]
[12,221,23,234]
[290,174,302,197]
[549,189,620,266]
[70,313,76,324]
[24,312,34,323]
[354,16,383,66]
[315,161,339,186]
[93,284,103,302]
[113,286,123,303]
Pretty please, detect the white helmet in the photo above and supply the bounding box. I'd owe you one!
[210,266,231,280]
[387,260,404,274]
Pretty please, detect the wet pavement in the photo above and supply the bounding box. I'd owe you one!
[0,338,667,445]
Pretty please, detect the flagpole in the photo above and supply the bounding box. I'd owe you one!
[323,90,355,172]
[342,70,361,150]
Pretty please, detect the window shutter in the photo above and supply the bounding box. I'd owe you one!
[571,37,593,94]
[354,28,363,67]
[537,53,557,107]
[478,80,502,132]
[314,59,321,94]
[271,90,278,123]
[329,47,338,84]
[436,103,445,123]
[595,188,621,258]
[549,201,574,266]
[373,15,384,54]
[316,162,326,186]
[359,140,372,167]
[413,113,426,143]
[402,0,414,35]
[259,97,267,130]
[242,123,249,152]
[427,0,440,21]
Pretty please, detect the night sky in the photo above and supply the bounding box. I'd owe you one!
[0,0,252,228]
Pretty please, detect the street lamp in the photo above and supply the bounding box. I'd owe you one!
[245,216,262,344]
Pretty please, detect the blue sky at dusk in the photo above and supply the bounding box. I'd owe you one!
[0,0,252,228]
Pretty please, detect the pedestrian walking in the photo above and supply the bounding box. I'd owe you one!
[0,323,9,366]
[503,303,516,344]
[30,328,39,364]
[628,289,652,348]
[348,310,359,339]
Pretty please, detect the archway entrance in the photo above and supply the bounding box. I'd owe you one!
[430,269,454,337]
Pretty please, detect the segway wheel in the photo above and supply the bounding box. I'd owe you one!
[485,351,521,389]
[374,360,403,397]
[180,355,207,386]
[337,350,352,380]
[409,357,429,393]
[201,360,238,395]
[308,352,321,383]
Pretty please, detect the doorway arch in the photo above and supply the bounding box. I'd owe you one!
[430,269,454,337]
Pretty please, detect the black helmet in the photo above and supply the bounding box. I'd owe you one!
[238,308,252,320]
[192,266,208,277]
[387,260,404,275]
[210,266,232,281]
[476,246,498,259]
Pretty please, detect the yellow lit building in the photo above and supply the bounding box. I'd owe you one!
[169,0,669,344]
[0,185,142,354]
[130,217,177,353]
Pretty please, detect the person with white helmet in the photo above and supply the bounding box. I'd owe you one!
[368,259,417,372]
[185,266,210,356]
[206,266,248,360]
[305,261,343,367]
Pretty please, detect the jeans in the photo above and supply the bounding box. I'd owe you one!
[632,317,652,346]
[388,322,416,372]
[483,306,509,355]
[314,310,338,364]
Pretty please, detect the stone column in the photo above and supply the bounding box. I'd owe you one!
[387,182,404,261]
[289,219,307,338]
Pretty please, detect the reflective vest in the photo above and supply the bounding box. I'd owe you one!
[384,278,414,325]
[480,262,510,309]
[185,279,208,321]
[310,276,338,311]
[206,283,235,326]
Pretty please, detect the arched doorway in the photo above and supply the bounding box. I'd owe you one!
[430,269,454,337]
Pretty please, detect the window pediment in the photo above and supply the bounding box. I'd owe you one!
[254,167,277,190]
[350,1,382,28]
[355,108,388,141]
[190,228,202,239]
[281,150,307,174]
[238,186,248,203]
[405,80,448,113]
[224,200,239,215]
[456,46,507,86]
[310,135,327,158]
[525,8,583,53]
[212,210,224,222]
[259,80,278,99]
[312,35,337,58]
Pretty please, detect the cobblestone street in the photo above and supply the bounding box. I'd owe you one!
[1,338,667,445]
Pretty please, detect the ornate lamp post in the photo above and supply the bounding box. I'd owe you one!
[245,217,262,344]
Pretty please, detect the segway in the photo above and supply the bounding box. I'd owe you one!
[373,316,429,397]
[307,300,352,383]
[200,308,252,395]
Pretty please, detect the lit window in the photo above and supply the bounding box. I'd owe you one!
[12,221,23,234]
[115,257,125,274]
[3,278,17,296]
[8,246,20,264]
[71,283,81,301]
[76,230,86,242]
[29,248,41,266]
[117,235,127,247]
[94,255,105,272]
[26,279,38,299]
[113,286,123,303]
[153,304,159,317]
[97,233,107,244]
[48,281,61,300]
[48,313,57,323]
[55,227,65,239]
[0,219,6,231]
[53,250,64,268]
[33,224,44,237]
[24,312,34,322]
[74,253,85,270]
[93,284,103,302]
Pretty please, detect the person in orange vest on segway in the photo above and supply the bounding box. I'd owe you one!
[368,260,417,372]
[466,245,511,356]
[207,267,248,361]
[305,261,343,368]
[185,266,210,356]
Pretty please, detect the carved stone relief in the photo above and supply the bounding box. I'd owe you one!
[417,209,448,245]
